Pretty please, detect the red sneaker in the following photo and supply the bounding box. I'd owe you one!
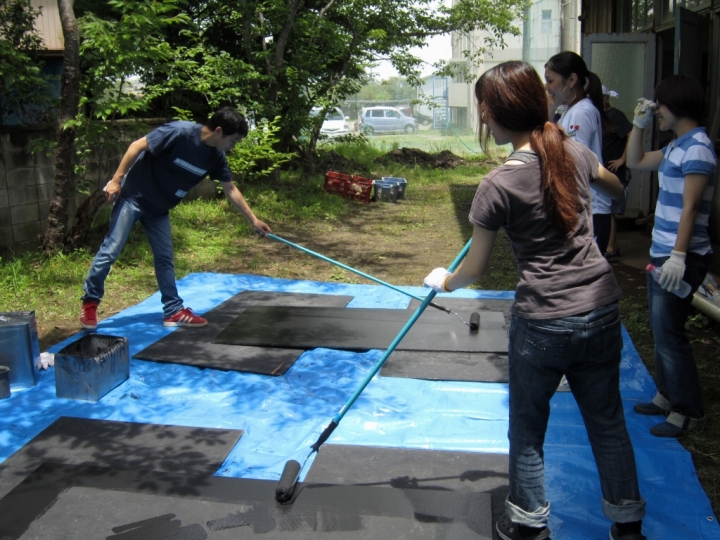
[163,307,207,327]
[80,301,98,329]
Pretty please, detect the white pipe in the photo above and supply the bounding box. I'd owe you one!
[691,293,720,324]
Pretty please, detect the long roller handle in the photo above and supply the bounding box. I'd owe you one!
[275,238,472,504]
[266,233,453,315]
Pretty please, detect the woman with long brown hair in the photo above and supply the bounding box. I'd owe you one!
[424,61,646,540]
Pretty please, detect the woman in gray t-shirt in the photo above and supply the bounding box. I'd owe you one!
[423,61,646,540]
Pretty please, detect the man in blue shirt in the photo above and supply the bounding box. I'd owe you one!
[627,75,716,437]
[80,107,272,329]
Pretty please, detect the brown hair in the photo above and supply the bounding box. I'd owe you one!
[475,61,580,234]
[545,51,610,131]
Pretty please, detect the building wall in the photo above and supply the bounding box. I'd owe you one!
[451,0,564,134]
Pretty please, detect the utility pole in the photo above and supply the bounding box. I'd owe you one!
[560,0,581,53]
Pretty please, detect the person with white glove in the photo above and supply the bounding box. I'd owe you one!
[632,98,656,129]
[426,61,645,540]
[626,75,716,438]
[657,250,686,291]
[424,268,452,292]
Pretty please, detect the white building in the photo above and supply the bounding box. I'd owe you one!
[425,0,580,132]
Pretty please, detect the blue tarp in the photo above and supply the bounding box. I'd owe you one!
[0,273,718,539]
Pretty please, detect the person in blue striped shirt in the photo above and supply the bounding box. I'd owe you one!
[626,75,716,438]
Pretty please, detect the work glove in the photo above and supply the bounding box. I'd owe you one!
[633,98,656,129]
[658,251,686,292]
[424,268,452,293]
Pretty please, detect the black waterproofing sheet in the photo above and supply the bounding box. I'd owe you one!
[307,444,508,532]
[0,462,494,539]
[0,416,244,501]
[381,298,513,382]
[213,306,508,353]
[134,291,353,375]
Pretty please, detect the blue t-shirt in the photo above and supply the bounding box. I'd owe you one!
[121,121,233,214]
[651,127,716,257]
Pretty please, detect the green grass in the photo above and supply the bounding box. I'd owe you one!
[319,128,512,160]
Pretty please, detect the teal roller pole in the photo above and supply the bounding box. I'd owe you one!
[267,233,455,315]
[332,237,472,422]
[275,237,472,503]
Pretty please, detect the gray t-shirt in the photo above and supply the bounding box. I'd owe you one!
[469,140,621,319]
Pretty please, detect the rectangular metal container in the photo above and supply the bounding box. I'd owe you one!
[55,334,129,402]
[0,311,40,389]
[381,177,407,200]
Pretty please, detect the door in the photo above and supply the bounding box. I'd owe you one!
[675,6,704,79]
[583,33,656,218]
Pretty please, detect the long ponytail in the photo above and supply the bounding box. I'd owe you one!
[530,123,579,234]
[475,62,581,235]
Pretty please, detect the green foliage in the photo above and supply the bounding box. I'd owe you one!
[0,0,55,124]
[352,76,417,103]
[225,117,294,184]
[61,0,191,192]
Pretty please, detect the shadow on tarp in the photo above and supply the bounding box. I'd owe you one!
[0,273,717,540]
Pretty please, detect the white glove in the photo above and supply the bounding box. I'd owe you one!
[424,267,452,293]
[658,251,686,292]
[633,98,656,129]
[35,352,55,370]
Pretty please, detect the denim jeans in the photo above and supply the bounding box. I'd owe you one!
[647,252,710,419]
[506,302,645,527]
[82,196,183,318]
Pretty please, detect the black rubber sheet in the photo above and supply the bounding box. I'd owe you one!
[134,291,353,375]
[213,306,508,353]
[0,416,243,501]
[381,298,512,382]
[306,444,508,529]
[1,462,494,539]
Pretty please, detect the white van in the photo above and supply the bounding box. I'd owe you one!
[311,107,351,138]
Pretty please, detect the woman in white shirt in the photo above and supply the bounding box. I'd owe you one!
[545,51,613,255]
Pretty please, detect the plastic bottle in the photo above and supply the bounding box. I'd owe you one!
[646,264,692,298]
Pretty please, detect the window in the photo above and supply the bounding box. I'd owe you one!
[632,0,654,30]
[370,110,383,118]
[385,110,399,118]
[541,10,552,34]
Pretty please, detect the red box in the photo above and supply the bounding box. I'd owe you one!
[324,171,373,204]
[345,175,373,204]
[324,171,351,196]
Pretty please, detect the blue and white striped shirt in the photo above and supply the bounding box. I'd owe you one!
[651,128,716,257]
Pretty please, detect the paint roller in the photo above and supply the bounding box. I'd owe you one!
[274,238,473,503]
[266,233,477,330]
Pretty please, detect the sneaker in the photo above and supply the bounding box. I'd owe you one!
[634,392,670,416]
[80,301,98,329]
[496,514,550,540]
[650,412,704,438]
[604,249,621,261]
[609,523,647,539]
[633,402,668,415]
[163,307,207,327]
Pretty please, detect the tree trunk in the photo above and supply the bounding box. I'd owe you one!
[41,0,80,254]
[64,189,106,250]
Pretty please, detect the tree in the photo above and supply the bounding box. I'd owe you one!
[353,76,417,103]
[0,0,54,124]
[41,0,80,254]
[145,0,526,161]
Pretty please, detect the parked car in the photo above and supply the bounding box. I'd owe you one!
[311,107,351,138]
[359,106,418,134]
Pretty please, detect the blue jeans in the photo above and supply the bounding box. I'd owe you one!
[506,303,645,527]
[647,252,710,419]
[82,196,183,318]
